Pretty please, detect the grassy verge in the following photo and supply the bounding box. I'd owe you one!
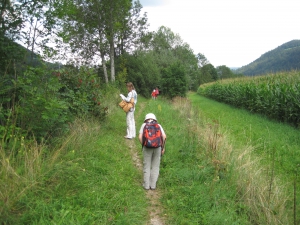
[1,92,298,224]
[137,97,253,224]
[188,92,300,223]
[188,92,300,179]
[140,95,295,224]
[0,91,148,224]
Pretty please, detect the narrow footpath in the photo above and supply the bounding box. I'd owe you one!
[125,102,165,225]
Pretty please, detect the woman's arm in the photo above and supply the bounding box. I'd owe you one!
[121,91,133,102]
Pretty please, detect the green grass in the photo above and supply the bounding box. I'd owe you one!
[1,92,299,224]
[1,97,149,224]
[137,97,252,224]
[188,92,300,174]
[188,92,300,223]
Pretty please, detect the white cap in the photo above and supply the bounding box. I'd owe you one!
[144,113,157,122]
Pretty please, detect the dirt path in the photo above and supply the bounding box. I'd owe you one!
[126,102,165,225]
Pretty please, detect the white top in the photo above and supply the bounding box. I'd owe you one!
[120,90,137,105]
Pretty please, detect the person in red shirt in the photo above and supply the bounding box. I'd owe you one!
[155,87,159,98]
[151,89,156,99]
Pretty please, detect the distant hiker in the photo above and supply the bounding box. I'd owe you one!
[151,89,156,99]
[120,82,138,139]
[139,113,166,190]
[155,87,159,98]
[151,87,159,100]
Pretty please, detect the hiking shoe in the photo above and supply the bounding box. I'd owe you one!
[124,136,132,139]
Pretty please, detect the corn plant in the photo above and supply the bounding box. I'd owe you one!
[198,71,300,127]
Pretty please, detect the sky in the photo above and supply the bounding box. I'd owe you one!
[139,0,300,68]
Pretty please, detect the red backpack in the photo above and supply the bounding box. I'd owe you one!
[142,121,163,148]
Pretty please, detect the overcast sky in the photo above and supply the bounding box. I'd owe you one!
[139,0,300,68]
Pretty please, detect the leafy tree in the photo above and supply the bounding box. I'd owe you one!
[53,0,148,83]
[200,64,217,85]
[161,62,187,99]
[116,0,149,54]
[216,65,234,79]
[124,51,160,97]
[0,0,24,74]
[196,53,209,67]
[151,26,182,53]
[21,0,52,62]
[0,0,23,39]
[172,44,199,90]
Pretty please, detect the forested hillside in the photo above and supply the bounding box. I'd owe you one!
[236,39,300,76]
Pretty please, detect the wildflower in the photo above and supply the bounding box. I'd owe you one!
[158,104,161,111]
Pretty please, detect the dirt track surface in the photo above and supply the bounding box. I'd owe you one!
[126,102,165,225]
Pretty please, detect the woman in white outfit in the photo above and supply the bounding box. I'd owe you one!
[139,113,167,190]
[120,82,138,139]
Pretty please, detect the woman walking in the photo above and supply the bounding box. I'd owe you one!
[138,113,166,190]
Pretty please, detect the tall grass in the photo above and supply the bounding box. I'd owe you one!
[1,90,296,224]
[0,138,44,221]
[148,96,291,224]
[0,86,148,224]
[189,92,300,224]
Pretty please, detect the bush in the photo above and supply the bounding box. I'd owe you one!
[0,65,107,144]
[161,62,187,99]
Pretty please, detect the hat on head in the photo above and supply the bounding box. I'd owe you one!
[144,113,157,122]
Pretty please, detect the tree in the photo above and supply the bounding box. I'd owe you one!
[172,43,198,90]
[115,0,149,55]
[196,53,209,68]
[101,0,132,82]
[151,26,182,53]
[21,0,57,63]
[0,0,23,39]
[0,0,24,74]
[200,64,217,85]
[53,0,147,83]
[124,50,160,97]
[161,62,187,99]
[216,65,234,79]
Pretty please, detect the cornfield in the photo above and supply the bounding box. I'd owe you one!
[198,71,300,127]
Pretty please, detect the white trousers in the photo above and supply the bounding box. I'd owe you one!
[126,110,136,138]
[142,146,161,189]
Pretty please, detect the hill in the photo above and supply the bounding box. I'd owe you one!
[0,37,60,74]
[236,39,300,76]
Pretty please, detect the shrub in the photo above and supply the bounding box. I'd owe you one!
[0,65,107,144]
[161,62,187,99]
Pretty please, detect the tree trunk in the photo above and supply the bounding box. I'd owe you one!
[109,1,115,82]
[100,51,108,83]
[109,38,115,82]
